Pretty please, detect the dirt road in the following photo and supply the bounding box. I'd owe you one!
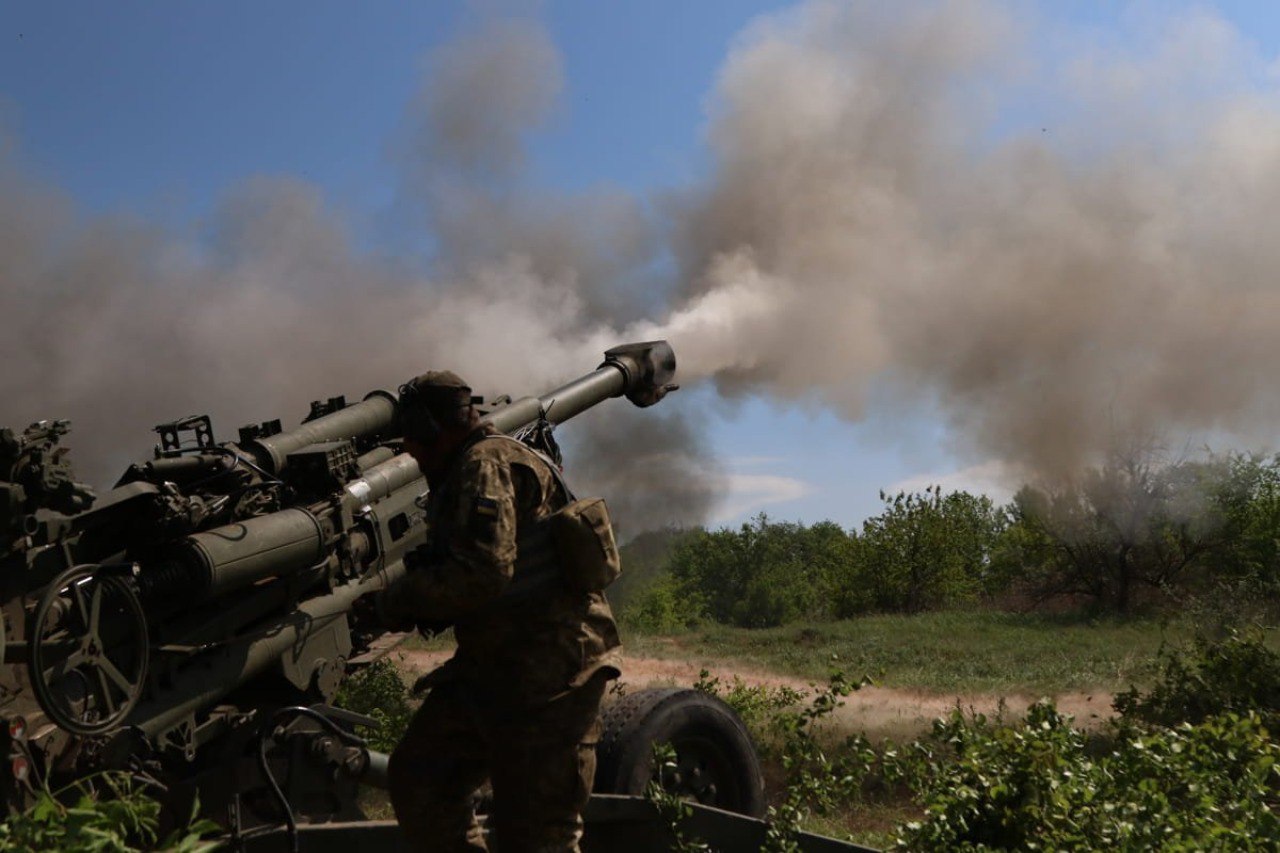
[396,650,1114,741]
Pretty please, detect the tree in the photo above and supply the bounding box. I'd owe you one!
[665,514,858,628]
[1003,446,1262,613]
[855,486,1007,613]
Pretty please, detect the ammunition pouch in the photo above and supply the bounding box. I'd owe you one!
[486,436,621,595]
[548,497,620,592]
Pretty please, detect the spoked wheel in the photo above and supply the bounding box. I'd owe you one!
[595,687,766,817]
[29,564,149,735]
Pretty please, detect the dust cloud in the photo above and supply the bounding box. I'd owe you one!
[5,2,1280,527]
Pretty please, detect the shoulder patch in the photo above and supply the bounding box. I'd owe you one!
[469,495,501,542]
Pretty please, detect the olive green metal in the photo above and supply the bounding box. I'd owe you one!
[0,340,688,836]
[343,454,423,511]
[355,446,396,472]
[484,368,623,434]
[483,340,677,434]
[131,564,404,739]
[362,751,390,790]
[249,392,397,474]
[181,508,327,597]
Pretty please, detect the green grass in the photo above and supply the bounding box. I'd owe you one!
[622,611,1209,695]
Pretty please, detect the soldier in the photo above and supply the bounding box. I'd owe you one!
[382,370,621,853]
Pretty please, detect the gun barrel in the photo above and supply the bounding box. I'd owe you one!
[484,340,677,433]
[341,341,678,505]
[482,366,622,433]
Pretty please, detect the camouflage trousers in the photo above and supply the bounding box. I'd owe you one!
[388,677,606,853]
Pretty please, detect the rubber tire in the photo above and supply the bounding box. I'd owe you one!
[594,687,766,818]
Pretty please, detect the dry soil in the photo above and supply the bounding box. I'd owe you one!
[397,649,1113,742]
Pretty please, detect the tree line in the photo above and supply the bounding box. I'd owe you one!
[616,450,1280,630]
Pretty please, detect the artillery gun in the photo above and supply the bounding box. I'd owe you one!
[0,340,872,852]
[0,344,684,829]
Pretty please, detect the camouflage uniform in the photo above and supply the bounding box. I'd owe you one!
[387,425,621,853]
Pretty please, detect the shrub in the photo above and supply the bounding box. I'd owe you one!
[856,487,1008,614]
[1004,450,1280,614]
[1114,629,1280,731]
[692,669,806,728]
[695,669,875,851]
[622,574,704,633]
[891,703,1280,850]
[334,656,417,753]
[0,772,219,852]
[668,516,858,628]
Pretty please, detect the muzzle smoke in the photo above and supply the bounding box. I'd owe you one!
[631,0,1280,482]
[4,2,1280,527]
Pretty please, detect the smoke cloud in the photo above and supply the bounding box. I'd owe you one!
[5,1,1280,526]
[645,0,1280,480]
[0,11,718,529]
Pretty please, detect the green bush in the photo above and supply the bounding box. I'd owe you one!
[0,772,219,852]
[1003,451,1280,614]
[621,574,704,633]
[889,632,1280,849]
[694,669,876,851]
[692,668,805,728]
[654,497,1007,630]
[891,703,1280,850]
[334,657,417,753]
[1114,629,1280,731]
[856,487,1008,614]
[667,516,858,628]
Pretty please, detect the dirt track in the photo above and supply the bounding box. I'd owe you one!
[397,650,1114,742]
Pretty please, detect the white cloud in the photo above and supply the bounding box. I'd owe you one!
[710,472,812,524]
[888,460,1019,504]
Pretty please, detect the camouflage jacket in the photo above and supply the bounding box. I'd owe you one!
[400,426,622,706]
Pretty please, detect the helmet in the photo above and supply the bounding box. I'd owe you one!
[397,370,473,442]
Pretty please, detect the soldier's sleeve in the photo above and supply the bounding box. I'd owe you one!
[401,454,517,622]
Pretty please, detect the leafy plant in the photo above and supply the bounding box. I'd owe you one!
[0,772,220,852]
[666,515,859,628]
[761,672,875,852]
[856,487,1007,614]
[644,741,715,853]
[692,669,805,727]
[623,574,705,633]
[1114,628,1280,730]
[889,701,1280,850]
[334,656,417,753]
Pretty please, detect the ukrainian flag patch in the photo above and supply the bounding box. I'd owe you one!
[470,496,500,541]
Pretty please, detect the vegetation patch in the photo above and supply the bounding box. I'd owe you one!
[334,655,417,753]
[626,611,1182,695]
[0,772,219,853]
[685,630,1280,850]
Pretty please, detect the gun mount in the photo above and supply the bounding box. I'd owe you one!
[0,341,678,835]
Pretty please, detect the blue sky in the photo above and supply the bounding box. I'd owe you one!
[4,1,1280,529]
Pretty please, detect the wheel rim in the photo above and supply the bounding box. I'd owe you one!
[29,565,149,735]
[659,733,744,810]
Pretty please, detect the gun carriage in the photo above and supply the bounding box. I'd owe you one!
[0,343,683,835]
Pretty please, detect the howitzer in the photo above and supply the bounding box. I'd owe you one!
[0,341,677,835]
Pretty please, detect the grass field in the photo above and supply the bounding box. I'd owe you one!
[622,610,1207,695]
